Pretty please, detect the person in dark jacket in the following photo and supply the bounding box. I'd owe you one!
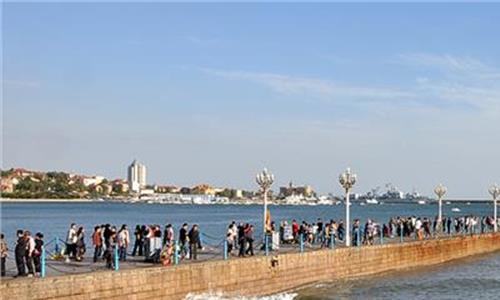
[14,229,26,277]
[33,233,44,276]
[188,225,200,260]
[179,223,189,259]
[238,223,246,257]
[132,225,143,256]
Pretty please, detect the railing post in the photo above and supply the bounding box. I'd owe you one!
[265,234,269,256]
[400,226,404,243]
[380,226,384,245]
[174,240,179,265]
[114,246,119,271]
[357,227,361,247]
[41,246,46,278]
[330,233,335,250]
[223,240,228,260]
[54,237,59,254]
[300,233,304,253]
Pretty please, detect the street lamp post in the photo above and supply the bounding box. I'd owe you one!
[489,184,499,233]
[434,183,447,230]
[339,167,357,247]
[256,168,274,239]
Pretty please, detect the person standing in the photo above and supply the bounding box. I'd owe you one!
[238,223,246,257]
[117,224,130,261]
[188,225,200,260]
[317,218,324,244]
[352,220,360,247]
[104,227,117,269]
[33,233,44,276]
[25,231,36,277]
[0,233,8,277]
[164,224,174,248]
[179,223,189,259]
[14,230,26,277]
[244,224,254,256]
[75,227,86,261]
[131,225,143,256]
[92,226,103,263]
[65,223,78,262]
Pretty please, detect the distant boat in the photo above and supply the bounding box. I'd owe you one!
[365,198,379,205]
[359,202,366,206]
[445,201,451,205]
[417,200,427,205]
[451,207,461,212]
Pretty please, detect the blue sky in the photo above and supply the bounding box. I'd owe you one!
[3,3,500,197]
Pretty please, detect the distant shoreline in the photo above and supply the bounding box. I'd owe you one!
[0,198,96,203]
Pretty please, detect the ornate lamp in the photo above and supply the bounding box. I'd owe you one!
[489,183,499,232]
[256,168,274,238]
[339,167,357,246]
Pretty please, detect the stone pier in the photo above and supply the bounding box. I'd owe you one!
[1,233,499,299]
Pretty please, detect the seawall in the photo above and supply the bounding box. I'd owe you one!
[1,233,499,300]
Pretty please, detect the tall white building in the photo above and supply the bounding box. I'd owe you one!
[127,160,147,193]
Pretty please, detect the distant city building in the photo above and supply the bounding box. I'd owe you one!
[155,185,180,194]
[191,184,216,195]
[127,160,147,193]
[233,189,243,199]
[279,181,314,198]
[82,176,105,187]
[111,179,130,194]
[140,188,155,196]
[1,177,15,193]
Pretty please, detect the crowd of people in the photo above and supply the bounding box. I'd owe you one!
[225,222,256,257]
[1,214,498,277]
[89,222,203,269]
[0,230,45,277]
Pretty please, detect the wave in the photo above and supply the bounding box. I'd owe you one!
[185,292,298,300]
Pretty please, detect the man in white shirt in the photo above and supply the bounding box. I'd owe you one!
[66,223,78,261]
[25,231,36,277]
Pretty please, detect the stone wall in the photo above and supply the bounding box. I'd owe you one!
[1,233,499,300]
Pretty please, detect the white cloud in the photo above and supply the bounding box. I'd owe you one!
[3,79,41,88]
[201,53,500,114]
[399,53,500,111]
[202,68,413,102]
[399,53,500,80]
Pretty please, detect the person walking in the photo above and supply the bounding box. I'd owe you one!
[188,225,200,260]
[92,226,103,263]
[0,233,8,277]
